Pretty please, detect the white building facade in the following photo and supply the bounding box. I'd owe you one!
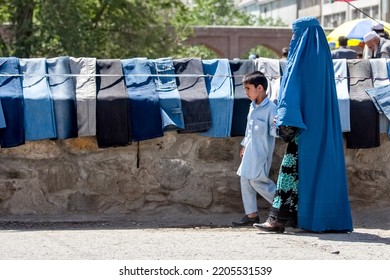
[237,0,388,27]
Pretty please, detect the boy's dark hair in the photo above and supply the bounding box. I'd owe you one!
[242,71,268,91]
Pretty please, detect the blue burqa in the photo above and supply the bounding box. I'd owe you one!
[277,17,353,232]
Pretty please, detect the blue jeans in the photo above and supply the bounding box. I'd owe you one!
[229,59,256,136]
[121,58,163,141]
[200,59,234,137]
[69,57,97,137]
[47,56,78,139]
[20,58,57,141]
[333,59,351,132]
[0,57,24,147]
[173,58,211,133]
[0,99,5,129]
[150,57,185,130]
[366,84,390,136]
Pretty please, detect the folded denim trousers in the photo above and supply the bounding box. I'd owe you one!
[0,57,24,147]
[0,99,5,129]
[346,59,379,149]
[121,58,163,141]
[369,58,390,134]
[150,57,184,130]
[47,56,78,139]
[96,59,130,148]
[173,58,211,133]
[201,58,234,138]
[333,59,351,132]
[229,59,256,136]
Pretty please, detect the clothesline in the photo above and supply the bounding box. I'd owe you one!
[0,73,379,79]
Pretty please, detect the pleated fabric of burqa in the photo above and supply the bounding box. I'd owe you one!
[70,57,97,137]
[47,56,78,139]
[96,59,130,148]
[121,58,163,141]
[173,58,211,133]
[346,59,379,148]
[277,17,353,232]
[229,59,256,136]
[0,57,24,148]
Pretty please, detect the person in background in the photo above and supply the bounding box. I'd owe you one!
[232,71,277,226]
[280,47,288,60]
[253,17,353,233]
[371,21,389,39]
[363,31,390,59]
[331,36,357,59]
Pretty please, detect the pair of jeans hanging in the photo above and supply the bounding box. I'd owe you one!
[150,57,184,130]
[201,58,234,137]
[96,59,130,148]
[0,99,5,129]
[369,58,390,134]
[229,59,256,136]
[47,56,78,139]
[332,59,351,132]
[70,57,97,137]
[121,58,163,141]
[20,58,57,141]
[346,59,380,149]
[0,57,24,148]
[173,58,211,133]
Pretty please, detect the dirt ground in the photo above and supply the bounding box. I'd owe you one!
[0,200,388,260]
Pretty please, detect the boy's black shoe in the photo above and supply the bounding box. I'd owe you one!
[232,215,259,226]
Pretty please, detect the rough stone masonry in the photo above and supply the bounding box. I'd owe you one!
[0,132,389,220]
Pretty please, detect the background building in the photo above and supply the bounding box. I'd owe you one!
[237,0,389,27]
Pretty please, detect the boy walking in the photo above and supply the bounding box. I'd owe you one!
[232,71,277,226]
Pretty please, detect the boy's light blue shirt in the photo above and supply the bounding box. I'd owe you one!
[237,97,277,180]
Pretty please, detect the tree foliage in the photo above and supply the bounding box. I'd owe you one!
[0,0,286,59]
[0,0,189,58]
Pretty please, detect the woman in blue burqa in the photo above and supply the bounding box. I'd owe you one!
[254,17,353,233]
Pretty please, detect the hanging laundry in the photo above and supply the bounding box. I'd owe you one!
[346,59,380,149]
[150,57,184,130]
[333,59,351,132]
[20,58,57,141]
[0,57,24,148]
[69,57,97,137]
[255,57,281,103]
[201,58,234,138]
[365,84,390,138]
[229,59,256,136]
[96,59,130,148]
[173,58,211,133]
[368,58,390,134]
[47,56,78,139]
[0,99,5,129]
[121,58,163,141]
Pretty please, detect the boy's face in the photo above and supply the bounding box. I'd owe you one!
[243,83,264,103]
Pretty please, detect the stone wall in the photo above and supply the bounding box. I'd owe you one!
[0,132,389,221]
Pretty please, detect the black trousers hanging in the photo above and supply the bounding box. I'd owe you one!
[96,59,131,148]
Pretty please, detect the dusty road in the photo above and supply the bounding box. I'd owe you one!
[0,202,388,260]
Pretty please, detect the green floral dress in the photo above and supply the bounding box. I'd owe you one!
[269,134,299,227]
